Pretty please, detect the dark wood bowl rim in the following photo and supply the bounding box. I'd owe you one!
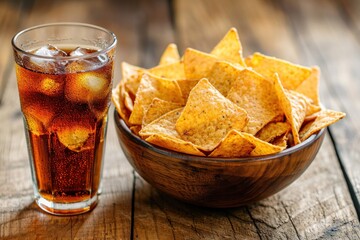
[114,110,325,164]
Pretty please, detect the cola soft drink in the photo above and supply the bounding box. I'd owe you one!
[15,46,113,206]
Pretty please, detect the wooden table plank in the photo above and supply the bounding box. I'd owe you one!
[142,0,360,238]
[130,136,360,239]
[0,0,142,239]
[337,0,360,40]
[278,0,360,217]
[0,1,24,103]
[1,0,360,239]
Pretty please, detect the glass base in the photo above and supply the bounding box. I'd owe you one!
[35,194,98,216]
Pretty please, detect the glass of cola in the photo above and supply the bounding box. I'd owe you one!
[12,23,117,215]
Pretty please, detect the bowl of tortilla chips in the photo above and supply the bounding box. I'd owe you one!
[112,28,345,207]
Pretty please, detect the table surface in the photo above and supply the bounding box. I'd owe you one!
[1,0,360,239]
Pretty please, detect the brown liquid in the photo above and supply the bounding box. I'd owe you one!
[15,46,113,203]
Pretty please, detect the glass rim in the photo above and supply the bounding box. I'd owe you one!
[11,22,117,61]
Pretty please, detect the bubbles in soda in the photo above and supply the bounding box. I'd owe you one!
[15,44,113,203]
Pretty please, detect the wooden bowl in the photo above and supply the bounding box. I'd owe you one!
[114,111,325,208]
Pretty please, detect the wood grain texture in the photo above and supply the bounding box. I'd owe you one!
[172,0,359,238]
[0,0,136,239]
[0,1,24,103]
[1,0,360,239]
[278,0,360,215]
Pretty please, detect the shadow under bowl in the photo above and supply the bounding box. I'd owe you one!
[114,111,325,208]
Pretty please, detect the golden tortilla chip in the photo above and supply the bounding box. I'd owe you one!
[130,125,142,135]
[296,66,320,106]
[303,111,320,123]
[112,82,131,125]
[256,122,291,143]
[274,74,310,145]
[306,103,322,116]
[139,108,183,138]
[176,79,200,100]
[246,52,312,90]
[207,61,244,96]
[210,28,246,67]
[300,109,346,141]
[241,133,285,156]
[271,134,288,148]
[149,61,185,79]
[159,43,181,65]
[227,69,283,135]
[176,78,248,151]
[129,74,183,125]
[146,133,205,156]
[112,27,346,156]
[270,113,285,123]
[142,98,183,127]
[209,130,255,157]
[122,62,145,97]
[183,48,219,80]
[123,89,134,112]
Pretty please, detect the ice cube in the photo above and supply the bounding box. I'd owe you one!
[65,72,110,103]
[38,77,64,97]
[69,47,94,57]
[23,113,46,135]
[23,102,56,135]
[51,115,94,152]
[66,47,108,73]
[24,44,67,74]
[57,126,91,152]
[34,44,67,58]
[16,63,65,96]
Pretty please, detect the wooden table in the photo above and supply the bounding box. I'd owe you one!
[1,0,360,239]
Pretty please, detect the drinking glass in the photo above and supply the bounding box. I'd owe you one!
[12,23,117,215]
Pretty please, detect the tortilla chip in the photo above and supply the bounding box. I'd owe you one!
[286,132,295,147]
[241,133,285,156]
[112,82,131,125]
[306,103,322,116]
[149,61,185,79]
[303,111,320,123]
[300,109,346,141]
[122,62,145,97]
[176,79,200,100]
[207,61,245,96]
[139,108,183,138]
[256,122,291,143]
[123,89,134,112]
[112,27,346,156]
[142,98,183,127]
[271,134,288,148]
[296,66,320,106]
[270,113,285,123]
[183,48,219,80]
[246,52,312,90]
[129,74,183,125]
[146,133,205,156]
[176,79,248,151]
[227,69,283,135]
[209,130,255,157]
[159,43,181,65]
[130,125,142,135]
[210,28,246,67]
[274,74,309,144]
